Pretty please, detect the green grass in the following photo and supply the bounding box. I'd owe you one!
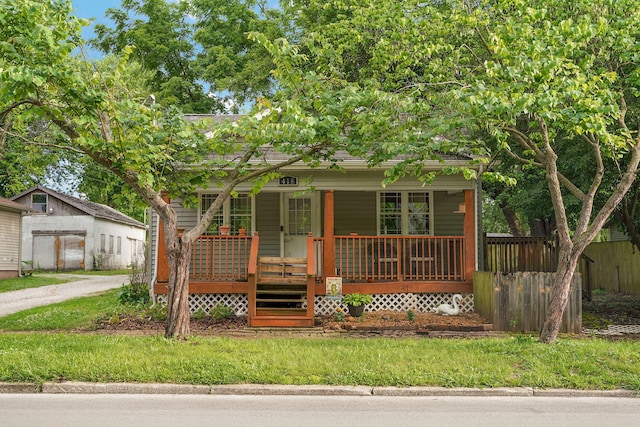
[0,333,638,390]
[0,291,639,391]
[0,275,70,293]
[0,289,121,330]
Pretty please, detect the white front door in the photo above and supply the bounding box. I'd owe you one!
[283,192,320,258]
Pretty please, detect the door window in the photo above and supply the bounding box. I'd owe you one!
[288,197,312,235]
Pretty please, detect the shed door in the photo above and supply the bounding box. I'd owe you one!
[60,235,85,270]
[33,234,85,271]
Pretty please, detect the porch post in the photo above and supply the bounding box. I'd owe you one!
[463,189,476,281]
[322,190,336,279]
[156,191,170,283]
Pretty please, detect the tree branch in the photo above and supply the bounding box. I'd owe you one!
[502,125,586,201]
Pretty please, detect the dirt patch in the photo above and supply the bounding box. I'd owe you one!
[583,292,640,328]
[321,310,490,332]
[90,291,640,338]
[92,309,492,336]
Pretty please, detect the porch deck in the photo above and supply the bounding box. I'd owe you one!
[153,234,473,296]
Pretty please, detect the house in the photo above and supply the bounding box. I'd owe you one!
[11,186,146,271]
[0,197,30,279]
[149,116,482,327]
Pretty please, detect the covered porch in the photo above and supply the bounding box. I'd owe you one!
[153,189,476,326]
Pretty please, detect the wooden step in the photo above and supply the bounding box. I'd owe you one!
[256,289,307,295]
[256,307,307,315]
[256,299,306,305]
[249,315,314,328]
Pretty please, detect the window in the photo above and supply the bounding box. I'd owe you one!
[100,234,106,253]
[201,193,253,235]
[109,235,114,254]
[32,193,48,213]
[378,191,431,235]
[117,236,122,255]
[288,197,312,236]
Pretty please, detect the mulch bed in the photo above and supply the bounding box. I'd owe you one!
[89,292,640,339]
[92,310,495,337]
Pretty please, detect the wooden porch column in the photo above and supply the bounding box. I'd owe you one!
[156,191,170,283]
[322,190,336,279]
[463,189,476,281]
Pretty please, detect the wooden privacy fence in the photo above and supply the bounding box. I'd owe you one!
[474,271,582,334]
[583,241,640,295]
[484,235,594,296]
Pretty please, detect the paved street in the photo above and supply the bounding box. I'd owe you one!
[0,274,128,317]
[1,394,639,427]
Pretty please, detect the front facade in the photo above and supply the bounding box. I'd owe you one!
[12,186,146,271]
[0,197,29,279]
[150,161,480,327]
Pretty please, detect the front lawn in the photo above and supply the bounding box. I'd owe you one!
[0,333,638,390]
[1,289,639,391]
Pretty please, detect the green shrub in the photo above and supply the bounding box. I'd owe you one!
[142,304,167,321]
[210,305,234,320]
[118,282,150,306]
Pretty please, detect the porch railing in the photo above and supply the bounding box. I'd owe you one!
[190,235,253,281]
[334,235,466,282]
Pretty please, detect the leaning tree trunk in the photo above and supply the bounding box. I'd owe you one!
[539,245,581,343]
[164,237,193,339]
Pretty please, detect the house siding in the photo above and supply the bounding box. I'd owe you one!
[433,191,464,235]
[0,209,21,278]
[334,191,377,236]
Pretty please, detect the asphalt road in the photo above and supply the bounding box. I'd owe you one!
[0,274,128,317]
[1,394,639,427]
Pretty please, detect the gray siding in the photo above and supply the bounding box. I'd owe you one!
[334,191,377,236]
[256,193,281,256]
[173,198,198,229]
[433,191,464,236]
[147,209,158,284]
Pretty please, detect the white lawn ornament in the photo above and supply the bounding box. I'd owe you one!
[435,294,463,316]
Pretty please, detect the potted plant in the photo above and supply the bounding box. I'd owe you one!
[342,293,373,317]
[219,225,230,236]
[237,220,248,236]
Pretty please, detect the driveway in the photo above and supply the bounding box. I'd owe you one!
[0,274,128,317]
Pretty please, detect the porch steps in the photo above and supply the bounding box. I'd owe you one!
[249,257,314,327]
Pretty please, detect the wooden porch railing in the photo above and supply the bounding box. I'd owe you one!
[190,235,253,281]
[332,235,466,282]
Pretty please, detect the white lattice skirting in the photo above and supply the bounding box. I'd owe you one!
[155,293,474,316]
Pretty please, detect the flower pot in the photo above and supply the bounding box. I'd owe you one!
[219,225,230,236]
[347,304,365,317]
[238,228,247,236]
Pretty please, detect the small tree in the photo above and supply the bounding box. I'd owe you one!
[0,0,414,339]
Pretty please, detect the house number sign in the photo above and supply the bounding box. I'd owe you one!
[278,176,299,186]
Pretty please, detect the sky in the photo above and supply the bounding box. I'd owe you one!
[71,0,123,41]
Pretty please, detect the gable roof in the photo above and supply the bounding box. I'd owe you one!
[183,114,477,170]
[0,197,30,213]
[10,186,145,229]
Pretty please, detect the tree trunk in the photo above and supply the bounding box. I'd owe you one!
[499,201,525,237]
[539,245,580,343]
[164,238,193,339]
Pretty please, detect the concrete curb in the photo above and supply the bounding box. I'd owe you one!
[0,382,637,398]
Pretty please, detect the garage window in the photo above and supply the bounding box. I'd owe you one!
[32,193,48,213]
